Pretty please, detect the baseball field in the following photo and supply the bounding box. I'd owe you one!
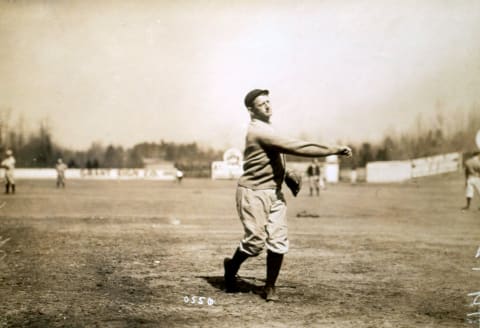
[0,173,479,328]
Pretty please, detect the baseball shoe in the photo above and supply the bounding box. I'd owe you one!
[224,258,238,293]
[461,206,469,211]
[264,286,279,302]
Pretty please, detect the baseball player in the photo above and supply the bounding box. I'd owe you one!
[1,149,16,194]
[306,159,321,196]
[350,164,357,184]
[176,169,184,184]
[56,158,68,188]
[224,89,352,302]
[462,151,480,211]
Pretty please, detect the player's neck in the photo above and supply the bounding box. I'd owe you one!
[251,116,270,124]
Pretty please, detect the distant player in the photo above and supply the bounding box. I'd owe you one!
[462,151,480,211]
[223,89,352,302]
[176,169,184,183]
[306,159,321,196]
[350,164,357,184]
[56,158,68,188]
[319,164,326,190]
[1,149,16,194]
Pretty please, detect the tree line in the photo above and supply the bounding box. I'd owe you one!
[341,104,480,169]
[287,104,480,169]
[1,104,479,176]
[0,111,223,176]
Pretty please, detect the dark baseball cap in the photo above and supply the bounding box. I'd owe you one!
[244,89,269,108]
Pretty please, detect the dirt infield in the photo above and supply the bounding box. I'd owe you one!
[0,174,479,327]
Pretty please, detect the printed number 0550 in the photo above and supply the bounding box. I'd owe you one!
[184,296,215,305]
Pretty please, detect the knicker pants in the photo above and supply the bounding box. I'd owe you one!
[4,172,14,185]
[466,176,480,198]
[236,186,288,256]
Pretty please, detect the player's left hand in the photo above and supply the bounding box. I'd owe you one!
[285,170,302,197]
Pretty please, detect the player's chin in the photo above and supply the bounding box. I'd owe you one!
[260,113,272,122]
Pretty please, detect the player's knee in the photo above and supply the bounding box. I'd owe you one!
[242,238,265,256]
[266,238,289,255]
[250,240,266,256]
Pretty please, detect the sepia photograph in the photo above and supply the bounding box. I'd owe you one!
[1,0,480,327]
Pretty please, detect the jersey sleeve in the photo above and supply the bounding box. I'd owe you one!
[254,128,339,157]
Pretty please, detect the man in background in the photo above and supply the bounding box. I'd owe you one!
[462,151,480,211]
[56,158,68,188]
[176,169,184,184]
[306,159,321,196]
[350,163,357,184]
[1,149,16,194]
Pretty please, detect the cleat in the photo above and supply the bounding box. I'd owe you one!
[264,286,279,302]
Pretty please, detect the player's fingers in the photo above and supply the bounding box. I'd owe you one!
[341,147,352,157]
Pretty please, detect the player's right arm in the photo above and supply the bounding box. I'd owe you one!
[255,128,350,158]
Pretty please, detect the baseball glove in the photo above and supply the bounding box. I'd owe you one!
[285,170,302,197]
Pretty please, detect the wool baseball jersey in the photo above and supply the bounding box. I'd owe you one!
[465,155,480,177]
[56,163,67,173]
[1,156,15,171]
[307,164,320,177]
[238,119,336,190]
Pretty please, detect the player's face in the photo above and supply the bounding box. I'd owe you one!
[250,95,272,122]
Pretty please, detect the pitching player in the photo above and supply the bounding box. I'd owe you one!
[224,89,352,301]
[1,149,16,194]
[56,158,68,188]
[462,151,480,211]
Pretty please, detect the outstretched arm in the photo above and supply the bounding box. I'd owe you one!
[257,130,352,158]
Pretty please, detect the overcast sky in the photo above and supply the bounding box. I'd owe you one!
[1,0,479,151]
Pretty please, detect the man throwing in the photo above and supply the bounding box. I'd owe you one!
[462,151,480,211]
[224,89,352,301]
